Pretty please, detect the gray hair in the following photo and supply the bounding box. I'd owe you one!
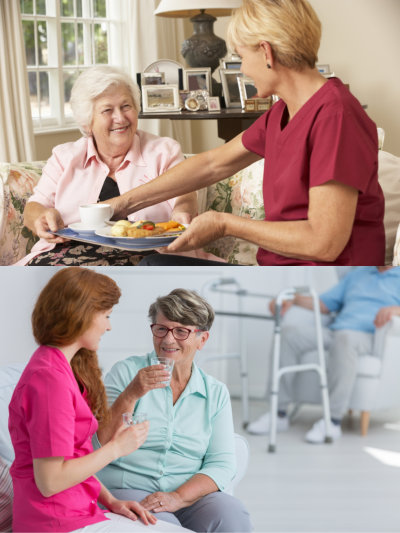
[70,66,141,136]
[148,289,215,332]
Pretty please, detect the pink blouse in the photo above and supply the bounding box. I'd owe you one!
[16,130,184,264]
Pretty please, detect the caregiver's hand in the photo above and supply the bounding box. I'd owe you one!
[33,208,68,243]
[107,497,157,525]
[165,211,226,253]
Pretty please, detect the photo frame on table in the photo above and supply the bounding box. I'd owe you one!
[207,96,221,112]
[219,58,242,70]
[238,77,258,108]
[140,72,165,85]
[141,84,181,113]
[220,68,243,108]
[183,68,212,94]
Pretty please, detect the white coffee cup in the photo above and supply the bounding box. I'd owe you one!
[79,204,113,228]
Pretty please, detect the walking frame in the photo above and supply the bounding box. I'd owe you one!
[203,279,333,451]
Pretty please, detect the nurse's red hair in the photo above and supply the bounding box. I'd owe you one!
[32,267,121,424]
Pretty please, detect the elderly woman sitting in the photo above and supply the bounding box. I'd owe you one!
[94,289,252,533]
[18,66,197,266]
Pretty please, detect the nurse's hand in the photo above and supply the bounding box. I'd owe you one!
[34,208,68,243]
[107,497,157,525]
[111,421,149,457]
[165,211,226,253]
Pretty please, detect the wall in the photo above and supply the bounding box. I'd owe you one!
[204,0,400,156]
[0,267,338,398]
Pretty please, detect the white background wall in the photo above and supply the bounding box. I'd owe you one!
[190,0,400,157]
[0,266,339,398]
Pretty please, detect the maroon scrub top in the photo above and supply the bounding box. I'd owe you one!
[242,78,385,265]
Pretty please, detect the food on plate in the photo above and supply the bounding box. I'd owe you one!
[110,220,185,238]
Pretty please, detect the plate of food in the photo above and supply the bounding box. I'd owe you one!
[95,219,186,246]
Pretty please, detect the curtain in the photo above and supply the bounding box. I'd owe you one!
[125,0,193,153]
[0,1,35,162]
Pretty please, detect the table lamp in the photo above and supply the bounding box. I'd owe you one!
[154,0,241,73]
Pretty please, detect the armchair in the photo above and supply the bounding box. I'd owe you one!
[281,307,400,436]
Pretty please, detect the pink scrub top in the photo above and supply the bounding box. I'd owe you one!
[17,129,184,265]
[8,346,107,532]
[242,77,385,266]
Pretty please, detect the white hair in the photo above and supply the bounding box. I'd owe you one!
[70,66,141,136]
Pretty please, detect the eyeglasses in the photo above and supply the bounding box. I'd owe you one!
[150,324,203,340]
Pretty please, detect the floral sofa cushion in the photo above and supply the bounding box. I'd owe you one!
[203,159,265,265]
[0,162,43,265]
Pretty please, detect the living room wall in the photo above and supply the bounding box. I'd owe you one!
[34,0,399,159]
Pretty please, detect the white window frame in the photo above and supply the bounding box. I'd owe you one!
[21,0,126,134]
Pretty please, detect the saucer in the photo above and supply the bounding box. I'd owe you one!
[68,222,107,234]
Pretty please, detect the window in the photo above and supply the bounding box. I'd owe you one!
[20,0,123,131]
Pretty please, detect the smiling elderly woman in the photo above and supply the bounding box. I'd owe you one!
[19,66,197,266]
[94,289,252,533]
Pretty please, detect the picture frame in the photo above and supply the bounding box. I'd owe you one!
[317,64,330,74]
[238,77,258,108]
[220,68,243,108]
[207,96,221,112]
[141,84,181,113]
[140,72,165,85]
[183,68,212,94]
[219,58,242,70]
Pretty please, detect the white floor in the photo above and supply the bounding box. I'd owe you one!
[232,398,400,533]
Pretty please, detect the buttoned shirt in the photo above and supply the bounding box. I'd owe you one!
[320,267,400,333]
[95,352,236,493]
[17,130,184,264]
[9,346,106,532]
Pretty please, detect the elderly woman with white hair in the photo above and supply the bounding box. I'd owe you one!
[19,66,197,266]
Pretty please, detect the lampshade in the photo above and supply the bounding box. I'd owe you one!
[154,0,242,18]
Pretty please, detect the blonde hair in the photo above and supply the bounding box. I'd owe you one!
[70,66,141,136]
[227,0,321,70]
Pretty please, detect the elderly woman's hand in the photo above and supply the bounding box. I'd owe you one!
[34,208,68,243]
[140,491,183,514]
[128,364,171,399]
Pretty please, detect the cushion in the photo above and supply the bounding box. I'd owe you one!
[0,364,24,464]
[0,162,43,266]
[0,456,12,532]
[377,150,400,265]
[203,159,265,264]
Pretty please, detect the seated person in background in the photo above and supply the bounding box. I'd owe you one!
[247,266,400,443]
[8,267,189,532]
[19,66,197,266]
[95,289,252,533]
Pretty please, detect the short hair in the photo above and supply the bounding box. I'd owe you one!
[32,267,121,424]
[227,0,321,70]
[148,289,215,332]
[70,66,141,136]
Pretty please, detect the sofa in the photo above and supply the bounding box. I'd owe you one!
[0,363,249,530]
[1,150,400,266]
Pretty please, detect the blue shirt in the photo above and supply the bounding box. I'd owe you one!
[95,352,236,493]
[320,267,400,333]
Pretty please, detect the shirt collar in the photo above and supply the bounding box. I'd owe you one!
[84,133,146,169]
[181,362,207,399]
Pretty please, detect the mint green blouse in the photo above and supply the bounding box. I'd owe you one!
[95,352,236,493]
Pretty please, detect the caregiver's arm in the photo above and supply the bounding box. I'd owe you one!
[106,133,261,220]
[32,422,148,497]
[168,180,358,263]
[172,191,199,224]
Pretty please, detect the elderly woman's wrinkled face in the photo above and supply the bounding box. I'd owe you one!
[90,85,138,154]
[152,312,208,364]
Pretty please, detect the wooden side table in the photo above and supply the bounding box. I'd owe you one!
[138,108,264,143]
